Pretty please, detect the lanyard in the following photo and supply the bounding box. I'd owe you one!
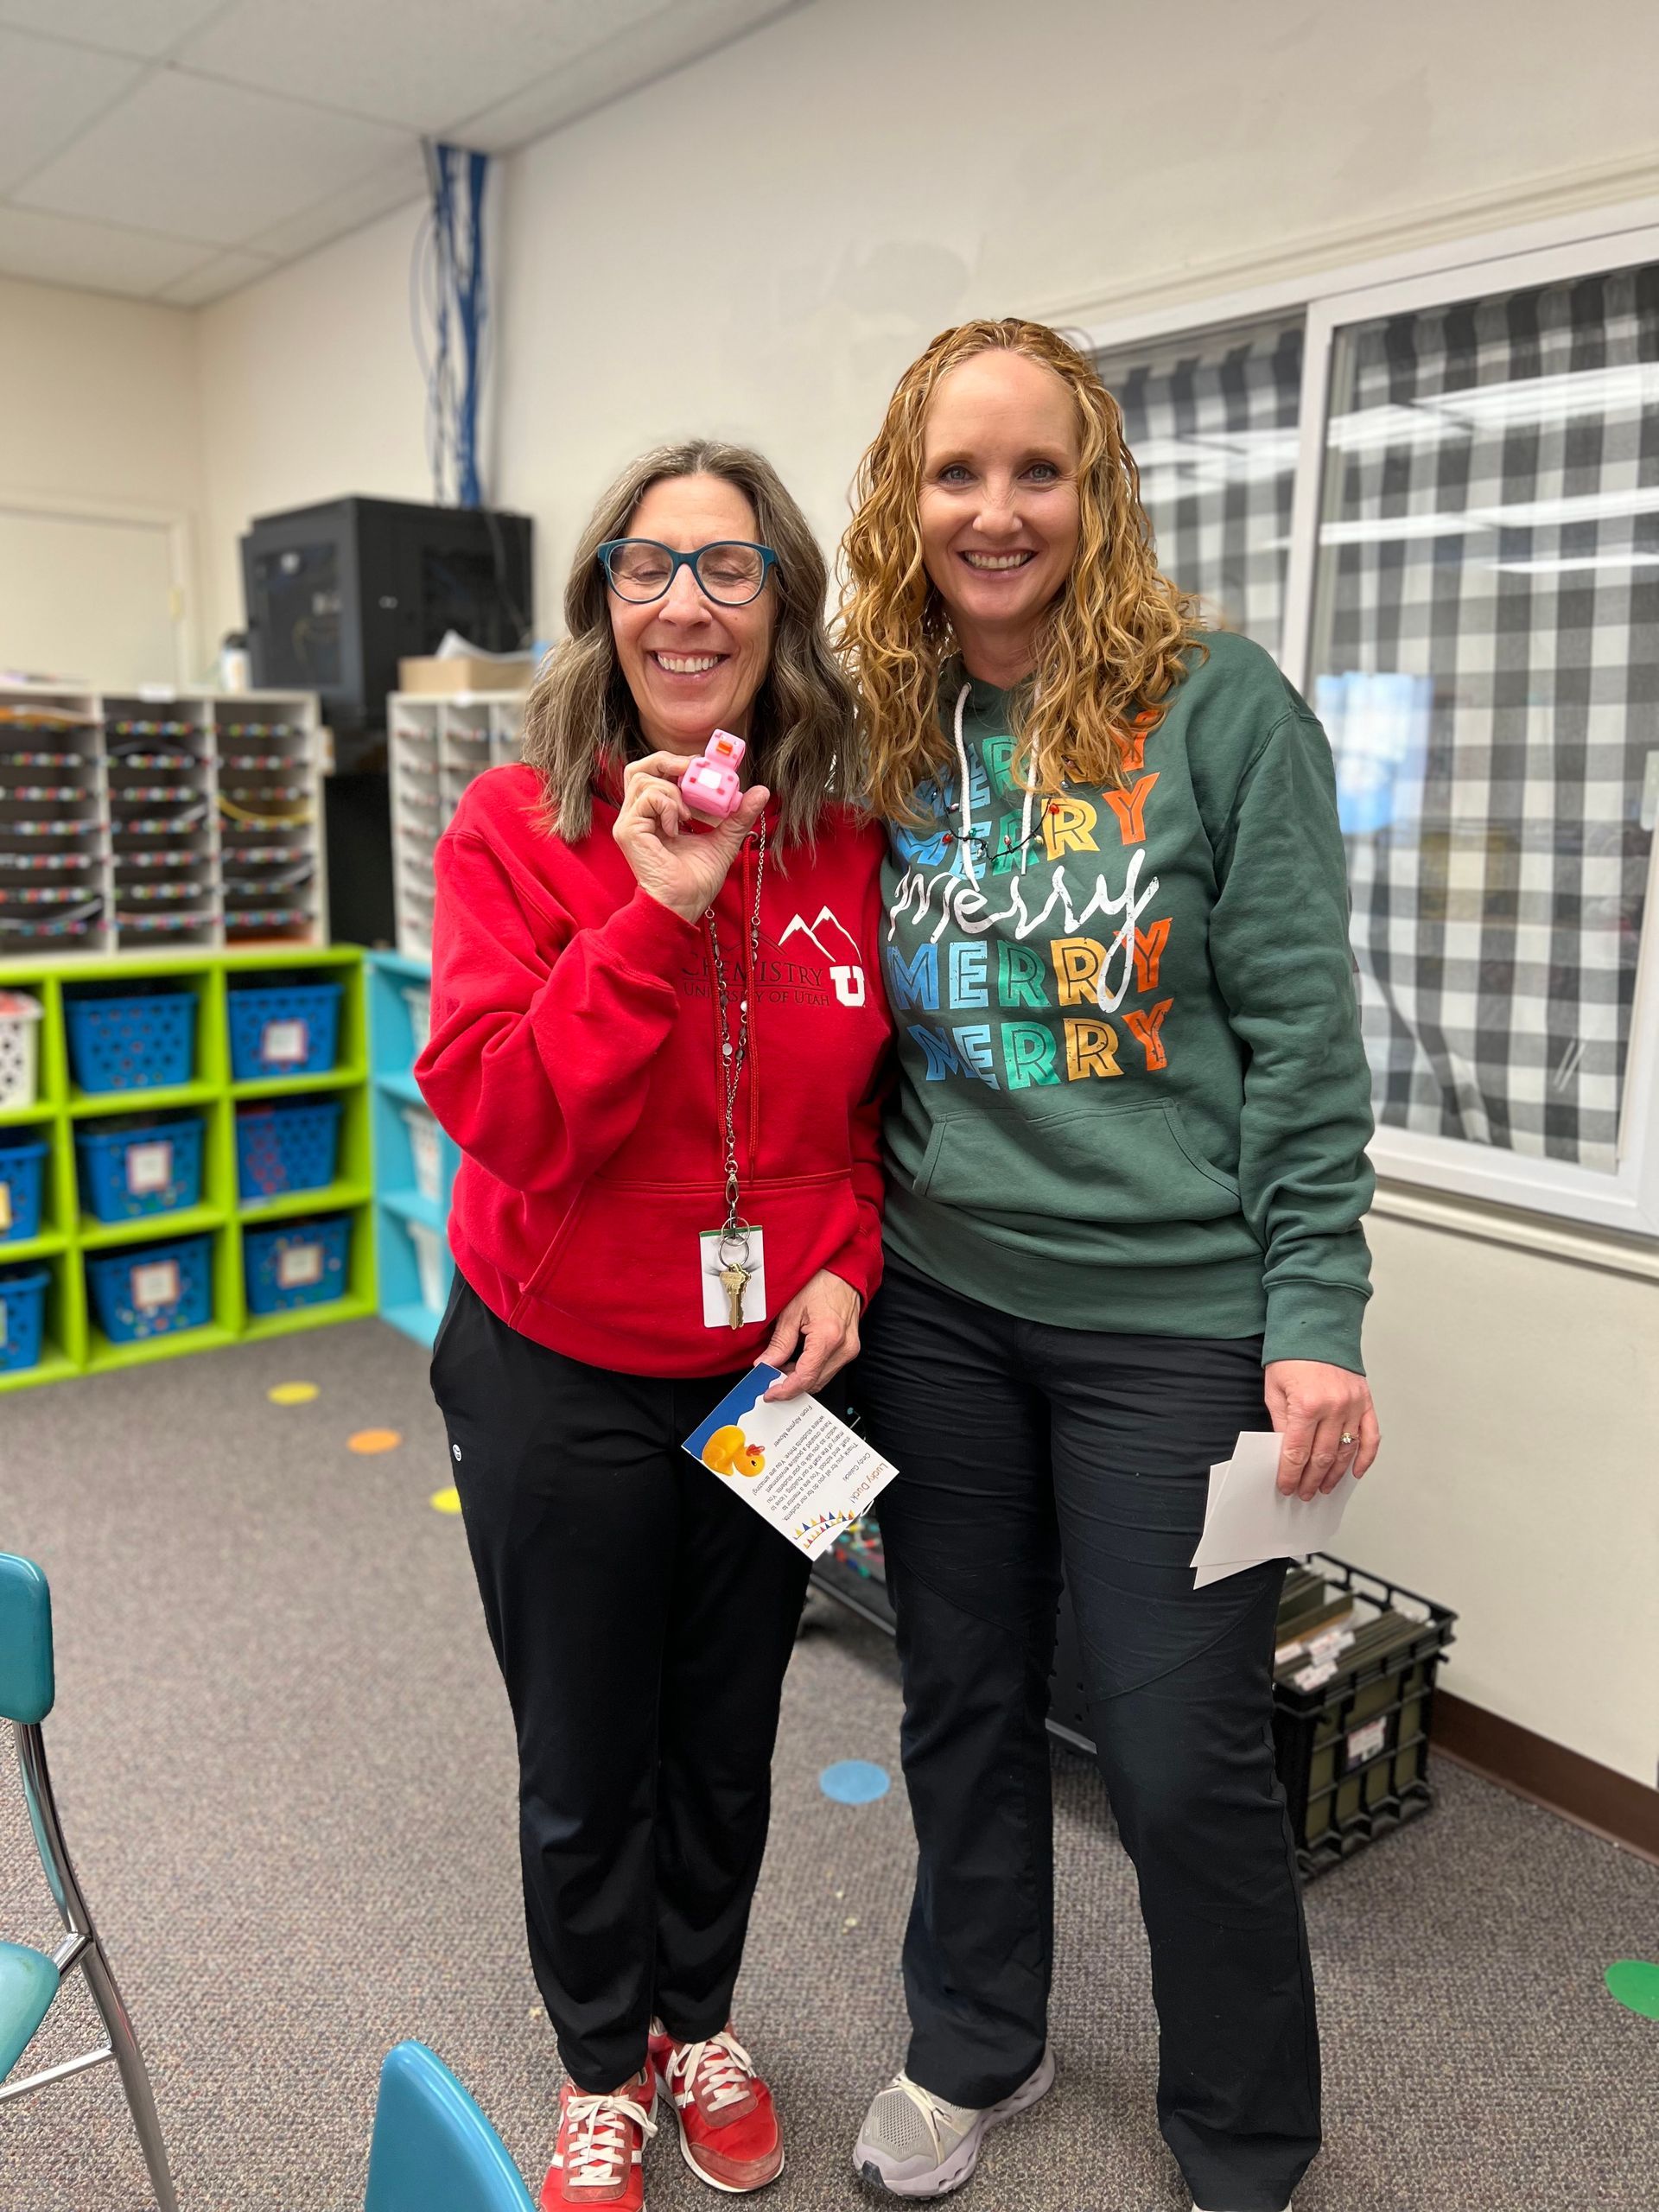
[704,822,767,1253]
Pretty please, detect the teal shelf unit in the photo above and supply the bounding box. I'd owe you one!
[367,950,455,1347]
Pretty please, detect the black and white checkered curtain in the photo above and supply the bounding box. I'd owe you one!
[1320,264,1659,1173]
[1096,315,1305,657]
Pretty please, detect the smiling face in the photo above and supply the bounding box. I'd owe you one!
[918,349,1083,683]
[607,473,777,758]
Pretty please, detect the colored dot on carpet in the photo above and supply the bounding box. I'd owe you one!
[820,1760,890,1805]
[1605,1960,1659,2021]
[430,1486,462,1515]
[268,1381,318,1406]
[347,1428,403,1455]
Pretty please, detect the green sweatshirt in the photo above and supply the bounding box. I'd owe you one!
[879,628,1375,1372]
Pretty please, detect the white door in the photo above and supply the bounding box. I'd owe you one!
[0,505,185,690]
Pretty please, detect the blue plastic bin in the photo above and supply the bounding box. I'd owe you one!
[65,988,196,1094]
[235,1097,342,1201]
[75,1114,204,1224]
[244,1213,349,1315]
[227,980,341,1081]
[0,1138,48,1244]
[0,1264,48,1371]
[86,1233,212,1344]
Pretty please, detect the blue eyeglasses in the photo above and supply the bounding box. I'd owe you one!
[597,538,779,607]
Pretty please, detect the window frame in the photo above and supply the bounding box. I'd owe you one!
[1080,203,1659,1240]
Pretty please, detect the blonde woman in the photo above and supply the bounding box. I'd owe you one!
[418,441,890,2209]
[837,322,1379,2212]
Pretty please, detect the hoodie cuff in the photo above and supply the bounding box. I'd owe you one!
[1262,1280,1368,1376]
[601,886,704,979]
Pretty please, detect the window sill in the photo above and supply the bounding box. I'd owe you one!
[1372,1179,1659,1283]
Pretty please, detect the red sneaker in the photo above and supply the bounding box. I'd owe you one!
[648,2024,784,2194]
[541,2072,658,2210]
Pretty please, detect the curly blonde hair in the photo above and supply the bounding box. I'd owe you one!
[837,318,1202,823]
[522,439,853,847]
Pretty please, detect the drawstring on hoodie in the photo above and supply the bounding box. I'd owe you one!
[950,685,979,882]
[952,682,1039,874]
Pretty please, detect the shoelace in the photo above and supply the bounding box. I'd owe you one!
[671,2028,756,2115]
[560,2087,657,2186]
[888,2070,967,2162]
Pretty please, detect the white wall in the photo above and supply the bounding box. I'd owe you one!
[176,0,1659,1785]
[0,274,206,677]
[196,204,430,638]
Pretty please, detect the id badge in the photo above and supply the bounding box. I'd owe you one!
[699,1224,766,1329]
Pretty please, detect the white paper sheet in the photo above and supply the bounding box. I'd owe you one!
[1190,1429,1357,1588]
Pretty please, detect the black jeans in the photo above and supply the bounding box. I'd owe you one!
[429,1273,810,2091]
[856,1257,1319,2212]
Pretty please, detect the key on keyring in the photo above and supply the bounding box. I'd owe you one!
[718,1262,750,1329]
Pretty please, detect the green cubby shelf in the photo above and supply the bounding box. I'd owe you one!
[0,944,376,1389]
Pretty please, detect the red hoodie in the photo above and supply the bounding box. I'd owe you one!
[415,764,892,1376]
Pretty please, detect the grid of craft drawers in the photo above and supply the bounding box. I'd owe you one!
[0,684,327,959]
[367,950,457,1348]
[0,945,375,1391]
[388,690,526,960]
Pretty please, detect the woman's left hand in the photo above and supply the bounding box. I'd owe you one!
[759,1270,861,1401]
[1263,1360,1381,1498]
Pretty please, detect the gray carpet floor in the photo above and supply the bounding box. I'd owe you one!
[1,1319,1655,2210]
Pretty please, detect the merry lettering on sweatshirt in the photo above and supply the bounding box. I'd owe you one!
[883,712,1172,1090]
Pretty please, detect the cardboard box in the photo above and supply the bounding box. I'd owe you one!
[397,654,537,696]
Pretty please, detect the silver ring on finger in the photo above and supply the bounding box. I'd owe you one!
[1339,1431,1356,1446]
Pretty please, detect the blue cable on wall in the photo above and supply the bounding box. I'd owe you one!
[413,141,491,510]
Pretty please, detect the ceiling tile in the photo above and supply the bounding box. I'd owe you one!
[0,204,209,296]
[177,0,669,134]
[14,68,413,247]
[156,245,276,305]
[458,0,801,153]
[244,143,427,261]
[0,0,228,60]
[0,28,142,194]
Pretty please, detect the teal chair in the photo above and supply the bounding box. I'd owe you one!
[0,1554,177,2210]
[365,2041,536,2211]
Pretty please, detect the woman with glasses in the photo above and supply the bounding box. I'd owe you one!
[837,322,1378,2212]
[417,440,890,2211]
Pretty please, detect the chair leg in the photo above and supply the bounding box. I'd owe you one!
[79,1942,179,2212]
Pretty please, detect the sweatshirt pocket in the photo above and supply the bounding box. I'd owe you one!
[514,1170,861,1352]
[912,1100,1239,1229]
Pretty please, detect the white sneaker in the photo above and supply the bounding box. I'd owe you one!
[853,2050,1054,2197]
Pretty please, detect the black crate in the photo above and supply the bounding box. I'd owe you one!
[810,1527,1457,1880]
[1274,1553,1457,1879]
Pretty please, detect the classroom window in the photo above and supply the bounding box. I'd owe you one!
[1312,264,1659,1180]
[1096,314,1306,658]
[1089,226,1659,1235]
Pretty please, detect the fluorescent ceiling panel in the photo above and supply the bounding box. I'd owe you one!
[0,204,208,294]
[0,0,227,59]
[14,68,410,246]
[0,29,141,196]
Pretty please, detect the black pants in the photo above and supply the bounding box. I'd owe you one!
[430,1274,810,2091]
[856,1258,1319,2212]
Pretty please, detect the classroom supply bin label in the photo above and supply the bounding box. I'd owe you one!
[277,1242,324,1288]
[126,1141,173,1195]
[262,1018,307,1065]
[131,1260,180,1311]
